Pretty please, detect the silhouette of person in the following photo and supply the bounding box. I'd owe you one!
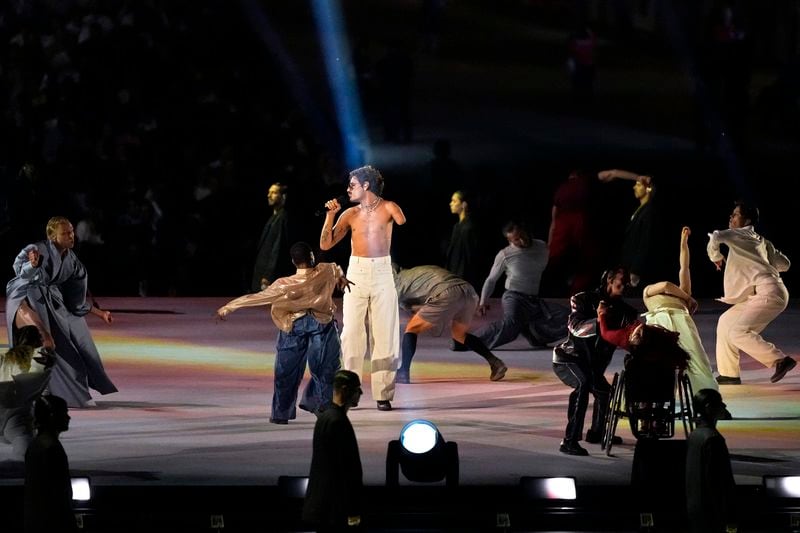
[598,169,668,292]
[251,182,294,292]
[544,169,602,297]
[217,242,351,424]
[24,394,78,533]
[302,370,364,532]
[427,139,466,262]
[445,190,485,292]
[686,388,737,533]
[393,264,507,384]
[1,326,55,459]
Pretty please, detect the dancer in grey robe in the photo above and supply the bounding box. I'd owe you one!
[5,217,117,407]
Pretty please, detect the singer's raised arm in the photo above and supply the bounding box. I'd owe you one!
[320,197,354,250]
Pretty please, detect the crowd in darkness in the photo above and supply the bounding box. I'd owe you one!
[2,2,796,299]
[0,1,342,297]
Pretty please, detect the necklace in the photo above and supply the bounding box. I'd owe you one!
[361,197,382,213]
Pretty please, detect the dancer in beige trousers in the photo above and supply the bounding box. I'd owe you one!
[321,166,406,410]
[707,201,796,385]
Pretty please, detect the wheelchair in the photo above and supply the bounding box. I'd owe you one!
[601,355,694,456]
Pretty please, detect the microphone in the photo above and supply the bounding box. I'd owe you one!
[315,195,348,217]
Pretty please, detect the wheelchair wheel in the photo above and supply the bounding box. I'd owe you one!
[677,372,695,436]
[603,371,625,455]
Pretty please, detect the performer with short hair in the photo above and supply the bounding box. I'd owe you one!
[320,165,406,411]
[217,242,351,424]
[6,217,116,408]
[708,200,795,384]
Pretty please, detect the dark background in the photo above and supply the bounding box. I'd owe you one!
[2,0,798,299]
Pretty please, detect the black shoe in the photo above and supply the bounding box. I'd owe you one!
[716,375,742,385]
[449,339,468,352]
[585,430,621,445]
[770,357,797,383]
[377,400,392,411]
[269,418,288,425]
[489,358,508,381]
[396,370,410,384]
[559,440,589,456]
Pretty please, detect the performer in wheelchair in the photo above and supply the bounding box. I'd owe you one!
[598,308,689,379]
[597,308,691,437]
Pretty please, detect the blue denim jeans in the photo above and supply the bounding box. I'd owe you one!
[272,315,341,420]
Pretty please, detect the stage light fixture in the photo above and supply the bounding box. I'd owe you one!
[71,477,91,502]
[386,419,458,486]
[519,476,577,501]
[278,475,309,499]
[763,476,800,498]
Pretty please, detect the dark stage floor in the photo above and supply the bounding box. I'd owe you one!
[1,297,799,531]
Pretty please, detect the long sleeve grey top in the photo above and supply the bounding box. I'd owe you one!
[479,239,549,305]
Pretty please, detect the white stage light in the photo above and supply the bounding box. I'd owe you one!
[71,477,91,501]
[520,476,577,500]
[400,420,439,454]
[763,476,800,498]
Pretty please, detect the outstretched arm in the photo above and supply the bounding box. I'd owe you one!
[678,226,691,296]
[598,168,651,184]
[216,284,284,320]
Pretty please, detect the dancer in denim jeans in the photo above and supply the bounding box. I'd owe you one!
[320,166,406,411]
[217,242,351,424]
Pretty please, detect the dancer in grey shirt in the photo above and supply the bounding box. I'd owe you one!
[471,221,568,350]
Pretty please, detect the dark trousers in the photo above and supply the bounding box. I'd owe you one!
[553,359,590,443]
[588,349,613,436]
[273,316,341,420]
[476,291,568,349]
[553,355,610,442]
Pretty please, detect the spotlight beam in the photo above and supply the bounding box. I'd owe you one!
[239,0,340,158]
[310,0,370,169]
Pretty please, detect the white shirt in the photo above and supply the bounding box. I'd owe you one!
[707,225,790,304]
